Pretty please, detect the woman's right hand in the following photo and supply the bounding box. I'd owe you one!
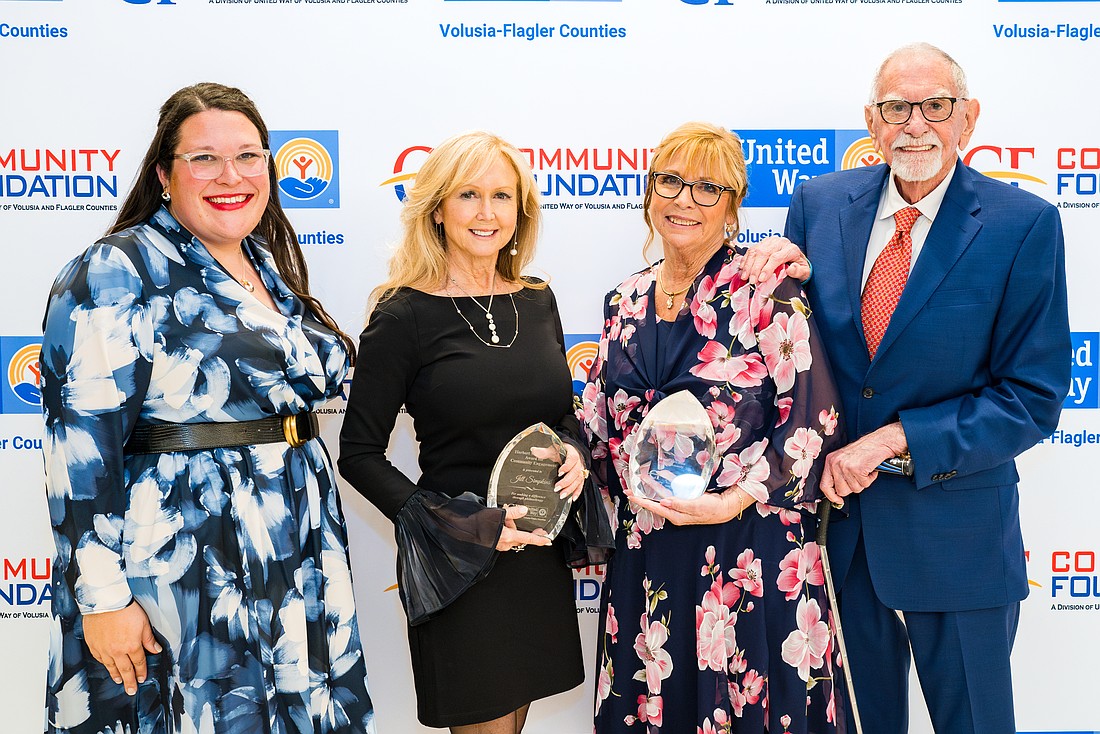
[495,505,553,552]
[82,601,162,696]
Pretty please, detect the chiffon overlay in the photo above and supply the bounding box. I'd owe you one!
[41,208,375,734]
[582,245,849,734]
[339,286,590,728]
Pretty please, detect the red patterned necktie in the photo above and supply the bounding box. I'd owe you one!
[861,206,921,359]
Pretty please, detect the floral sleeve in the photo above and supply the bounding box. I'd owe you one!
[712,267,844,509]
[41,240,155,615]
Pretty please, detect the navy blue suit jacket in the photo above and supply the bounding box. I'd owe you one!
[785,160,1070,612]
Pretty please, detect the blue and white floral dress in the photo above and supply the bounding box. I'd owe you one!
[41,207,375,734]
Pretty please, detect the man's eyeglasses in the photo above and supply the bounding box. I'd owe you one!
[650,172,736,207]
[872,97,966,125]
[173,149,271,180]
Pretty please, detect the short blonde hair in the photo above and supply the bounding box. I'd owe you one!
[642,122,747,262]
[369,131,543,314]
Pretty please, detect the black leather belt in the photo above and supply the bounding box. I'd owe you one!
[124,413,319,454]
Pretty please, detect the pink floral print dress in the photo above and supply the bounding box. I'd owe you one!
[582,244,849,734]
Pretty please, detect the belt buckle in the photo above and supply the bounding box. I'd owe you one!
[282,414,308,448]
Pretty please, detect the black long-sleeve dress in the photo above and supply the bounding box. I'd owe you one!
[339,285,585,728]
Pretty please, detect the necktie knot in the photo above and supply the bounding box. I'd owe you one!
[895,206,921,235]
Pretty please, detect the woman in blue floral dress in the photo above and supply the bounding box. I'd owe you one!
[581,123,848,734]
[41,83,375,734]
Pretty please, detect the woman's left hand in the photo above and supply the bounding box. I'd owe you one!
[555,443,588,502]
[627,488,749,526]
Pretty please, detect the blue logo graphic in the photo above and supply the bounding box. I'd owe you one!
[1,337,42,415]
[1067,332,1097,409]
[565,334,599,396]
[736,129,874,208]
[270,130,340,209]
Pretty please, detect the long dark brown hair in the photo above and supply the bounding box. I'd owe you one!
[110,82,356,362]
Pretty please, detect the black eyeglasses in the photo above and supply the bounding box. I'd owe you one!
[650,172,736,207]
[872,97,967,125]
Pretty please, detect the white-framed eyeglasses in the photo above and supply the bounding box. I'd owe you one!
[173,149,271,180]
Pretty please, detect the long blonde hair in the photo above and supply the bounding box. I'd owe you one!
[368,131,544,315]
[642,122,748,263]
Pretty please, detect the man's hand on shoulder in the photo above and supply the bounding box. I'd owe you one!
[738,235,812,284]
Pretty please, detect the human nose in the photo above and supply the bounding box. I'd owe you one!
[673,182,696,207]
[215,157,244,184]
[903,106,932,134]
[476,197,494,219]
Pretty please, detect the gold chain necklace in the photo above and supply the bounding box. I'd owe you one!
[657,266,694,310]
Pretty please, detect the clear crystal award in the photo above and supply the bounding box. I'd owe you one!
[487,423,571,540]
[626,390,719,500]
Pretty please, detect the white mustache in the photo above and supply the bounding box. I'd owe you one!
[893,134,941,151]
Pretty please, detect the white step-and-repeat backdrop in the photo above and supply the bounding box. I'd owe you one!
[2,1,1097,732]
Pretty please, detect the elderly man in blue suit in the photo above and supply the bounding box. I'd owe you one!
[744,43,1070,733]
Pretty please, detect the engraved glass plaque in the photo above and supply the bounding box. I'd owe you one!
[626,390,718,500]
[487,423,571,540]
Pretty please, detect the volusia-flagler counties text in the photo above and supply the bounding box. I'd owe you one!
[993,23,1100,41]
[440,23,626,41]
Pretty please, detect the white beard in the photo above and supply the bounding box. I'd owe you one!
[889,134,947,182]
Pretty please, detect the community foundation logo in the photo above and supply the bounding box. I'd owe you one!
[1,338,41,415]
[270,131,340,209]
[384,144,651,203]
[1,556,51,611]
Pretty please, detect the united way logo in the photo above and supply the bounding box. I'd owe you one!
[565,335,599,395]
[270,131,340,209]
[841,136,883,170]
[1,338,42,414]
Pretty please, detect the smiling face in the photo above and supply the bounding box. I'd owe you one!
[157,108,270,253]
[648,154,735,264]
[433,155,519,272]
[865,49,980,202]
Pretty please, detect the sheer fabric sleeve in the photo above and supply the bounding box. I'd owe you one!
[728,271,845,509]
[544,286,613,567]
[41,241,155,616]
[338,293,505,625]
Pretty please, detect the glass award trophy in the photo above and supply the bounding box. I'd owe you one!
[487,423,571,540]
[626,390,719,500]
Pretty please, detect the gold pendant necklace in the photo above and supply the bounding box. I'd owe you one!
[238,246,256,293]
[657,265,693,309]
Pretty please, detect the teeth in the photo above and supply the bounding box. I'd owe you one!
[207,194,248,204]
[668,217,697,226]
[471,229,496,236]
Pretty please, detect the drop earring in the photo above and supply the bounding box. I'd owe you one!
[509,233,518,257]
[161,189,171,202]
[724,223,735,243]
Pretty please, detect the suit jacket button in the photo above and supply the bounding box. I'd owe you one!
[862,388,874,398]
[945,470,957,479]
[932,473,944,481]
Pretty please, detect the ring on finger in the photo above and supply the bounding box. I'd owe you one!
[512,544,526,552]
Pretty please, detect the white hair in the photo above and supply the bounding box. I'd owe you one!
[869,42,969,102]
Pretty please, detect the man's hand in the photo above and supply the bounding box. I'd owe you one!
[739,235,812,284]
[820,422,908,505]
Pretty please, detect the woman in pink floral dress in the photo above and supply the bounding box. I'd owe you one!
[581,122,849,734]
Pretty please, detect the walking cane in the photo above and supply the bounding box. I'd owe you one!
[816,501,864,734]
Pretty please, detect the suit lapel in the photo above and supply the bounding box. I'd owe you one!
[875,162,982,360]
[839,168,887,352]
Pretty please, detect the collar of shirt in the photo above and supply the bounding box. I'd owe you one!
[861,164,958,290]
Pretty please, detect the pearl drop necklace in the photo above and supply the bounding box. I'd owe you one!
[448,273,519,348]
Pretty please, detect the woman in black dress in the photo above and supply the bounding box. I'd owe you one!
[339,131,609,733]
